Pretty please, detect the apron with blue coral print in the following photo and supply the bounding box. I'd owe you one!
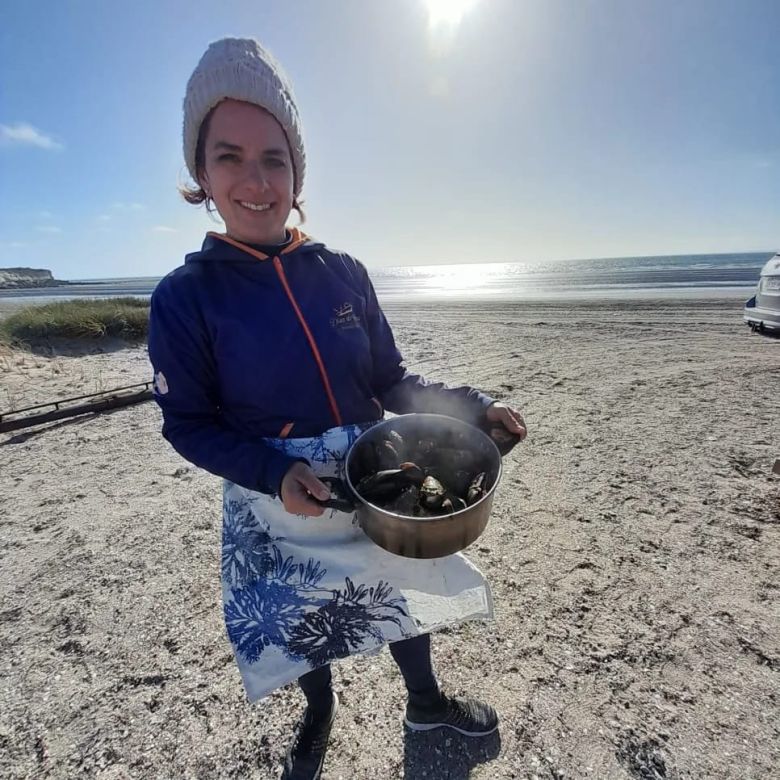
[221,422,494,702]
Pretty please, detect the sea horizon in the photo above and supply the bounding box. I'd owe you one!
[0,250,770,305]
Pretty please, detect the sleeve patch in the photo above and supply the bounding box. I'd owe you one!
[153,371,169,396]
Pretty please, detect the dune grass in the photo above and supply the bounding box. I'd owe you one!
[0,297,150,344]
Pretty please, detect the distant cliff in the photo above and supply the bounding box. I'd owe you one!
[0,267,68,289]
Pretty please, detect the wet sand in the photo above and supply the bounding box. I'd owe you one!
[1,298,778,779]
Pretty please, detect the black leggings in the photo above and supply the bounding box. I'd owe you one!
[298,633,438,711]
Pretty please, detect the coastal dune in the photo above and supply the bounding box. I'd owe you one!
[0,298,778,779]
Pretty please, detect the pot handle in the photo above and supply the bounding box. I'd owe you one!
[312,477,359,513]
[481,422,523,456]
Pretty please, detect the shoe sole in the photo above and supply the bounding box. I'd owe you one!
[403,716,498,737]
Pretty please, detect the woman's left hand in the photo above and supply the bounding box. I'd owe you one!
[486,402,527,441]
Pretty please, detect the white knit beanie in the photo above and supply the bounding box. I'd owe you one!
[183,37,306,196]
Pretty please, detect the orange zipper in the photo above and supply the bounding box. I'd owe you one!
[272,256,343,427]
[207,231,344,428]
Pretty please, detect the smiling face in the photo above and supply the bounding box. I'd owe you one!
[198,99,295,245]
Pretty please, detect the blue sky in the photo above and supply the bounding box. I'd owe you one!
[1,0,778,280]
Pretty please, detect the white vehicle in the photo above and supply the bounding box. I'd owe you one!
[744,253,780,334]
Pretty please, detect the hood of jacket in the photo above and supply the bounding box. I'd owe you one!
[184,227,326,265]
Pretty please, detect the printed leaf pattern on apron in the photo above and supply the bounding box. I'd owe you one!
[222,491,412,667]
[286,578,408,667]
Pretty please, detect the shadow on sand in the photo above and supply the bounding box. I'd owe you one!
[0,403,142,445]
[402,727,502,779]
[8,335,143,357]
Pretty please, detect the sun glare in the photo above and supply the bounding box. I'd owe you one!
[423,0,480,29]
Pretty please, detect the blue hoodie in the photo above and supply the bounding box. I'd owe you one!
[148,230,495,495]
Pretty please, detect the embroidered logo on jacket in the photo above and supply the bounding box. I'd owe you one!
[330,302,360,329]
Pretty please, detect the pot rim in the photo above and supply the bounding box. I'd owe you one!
[344,413,503,521]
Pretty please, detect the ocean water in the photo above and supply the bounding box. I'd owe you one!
[0,251,769,305]
[370,252,768,301]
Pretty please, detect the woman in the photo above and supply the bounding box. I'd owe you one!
[148,37,526,780]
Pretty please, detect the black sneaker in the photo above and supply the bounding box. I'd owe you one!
[281,692,339,780]
[404,693,498,737]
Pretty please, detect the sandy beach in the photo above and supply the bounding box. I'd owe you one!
[1,297,778,779]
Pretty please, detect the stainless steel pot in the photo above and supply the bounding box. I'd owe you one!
[318,414,504,559]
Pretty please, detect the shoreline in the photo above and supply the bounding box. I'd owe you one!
[0,288,753,323]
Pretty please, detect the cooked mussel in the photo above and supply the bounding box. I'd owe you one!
[420,475,447,510]
[356,469,406,501]
[441,493,468,513]
[411,439,437,461]
[466,472,487,506]
[387,430,407,459]
[387,484,420,515]
[428,467,472,497]
[355,464,424,503]
[429,447,478,472]
[352,442,379,476]
[375,439,400,470]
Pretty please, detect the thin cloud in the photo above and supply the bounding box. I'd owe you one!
[97,214,111,222]
[0,122,63,150]
[36,225,62,234]
[112,201,145,211]
[153,225,177,233]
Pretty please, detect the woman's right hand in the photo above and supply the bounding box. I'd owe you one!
[280,461,331,516]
